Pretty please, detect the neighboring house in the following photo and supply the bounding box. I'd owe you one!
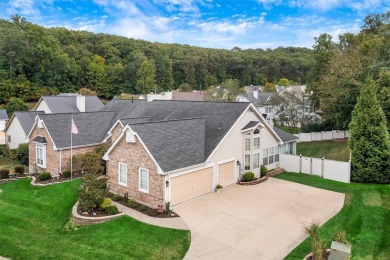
[102,100,298,207]
[5,111,45,149]
[0,109,9,145]
[33,95,104,113]
[171,91,206,101]
[27,112,115,174]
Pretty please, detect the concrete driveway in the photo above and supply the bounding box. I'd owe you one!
[173,177,345,260]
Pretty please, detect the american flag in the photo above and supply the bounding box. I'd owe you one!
[71,118,78,135]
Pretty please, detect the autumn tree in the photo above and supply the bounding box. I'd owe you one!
[263,82,276,92]
[349,79,390,183]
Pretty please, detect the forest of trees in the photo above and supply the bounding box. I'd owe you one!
[0,15,313,102]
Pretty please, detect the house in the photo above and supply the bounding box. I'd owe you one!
[101,100,298,207]
[0,109,9,144]
[27,112,115,174]
[34,95,104,113]
[171,91,206,101]
[5,111,45,149]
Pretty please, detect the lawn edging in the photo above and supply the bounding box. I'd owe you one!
[72,201,125,225]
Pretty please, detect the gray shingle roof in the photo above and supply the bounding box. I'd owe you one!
[241,121,260,131]
[14,111,45,135]
[104,100,250,158]
[41,96,104,113]
[129,118,206,172]
[119,117,149,126]
[39,112,115,148]
[243,92,275,106]
[273,127,298,142]
[0,109,8,120]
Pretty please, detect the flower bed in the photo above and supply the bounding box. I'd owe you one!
[237,175,269,186]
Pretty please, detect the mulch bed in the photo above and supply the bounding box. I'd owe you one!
[107,192,179,218]
[77,207,113,217]
[33,173,84,185]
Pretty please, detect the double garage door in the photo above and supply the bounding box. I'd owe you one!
[170,161,236,206]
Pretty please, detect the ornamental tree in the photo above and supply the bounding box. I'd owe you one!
[348,79,390,183]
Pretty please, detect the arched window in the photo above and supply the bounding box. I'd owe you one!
[254,128,260,134]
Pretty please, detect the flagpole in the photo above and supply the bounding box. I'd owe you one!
[71,115,73,180]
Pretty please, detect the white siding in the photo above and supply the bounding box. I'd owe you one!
[6,117,27,149]
[35,100,51,113]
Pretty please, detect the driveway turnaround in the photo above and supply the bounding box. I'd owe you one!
[173,177,345,260]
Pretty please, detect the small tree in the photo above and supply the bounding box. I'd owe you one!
[349,79,390,183]
[178,83,192,92]
[78,87,97,96]
[205,79,244,102]
[263,82,276,92]
[5,97,28,117]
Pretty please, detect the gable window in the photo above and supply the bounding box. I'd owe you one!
[244,155,251,170]
[118,163,127,186]
[265,106,273,113]
[253,137,260,150]
[7,135,11,143]
[253,153,260,169]
[36,144,46,168]
[274,146,280,162]
[139,168,149,193]
[263,148,268,166]
[269,147,274,164]
[244,139,251,151]
[254,128,260,135]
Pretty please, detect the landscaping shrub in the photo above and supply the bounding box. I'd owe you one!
[242,172,255,182]
[62,170,71,178]
[39,172,51,181]
[128,198,137,208]
[105,205,119,215]
[260,166,268,177]
[112,194,122,201]
[78,171,106,212]
[215,184,223,189]
[14,165,25,174]
[100,198,112,209]
[0,169,10,179]
[139,204,147,211]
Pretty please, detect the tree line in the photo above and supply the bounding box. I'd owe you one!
[0,15,313,103]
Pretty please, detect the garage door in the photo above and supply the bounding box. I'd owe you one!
[170,167,213,205]
[218,161,236,187]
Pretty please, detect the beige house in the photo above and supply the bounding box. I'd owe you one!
[102,100,298,208]
[0,109,8,145]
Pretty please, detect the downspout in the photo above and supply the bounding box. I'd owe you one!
[59,149,62,174]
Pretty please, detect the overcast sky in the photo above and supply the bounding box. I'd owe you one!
[0,0,389,49]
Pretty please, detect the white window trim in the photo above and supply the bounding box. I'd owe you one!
[36,144,46,168]
[118,163,128,186]
[138,167,149,193]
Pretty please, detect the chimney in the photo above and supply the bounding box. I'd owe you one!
[253,89,259,99]
[76,95,86,112]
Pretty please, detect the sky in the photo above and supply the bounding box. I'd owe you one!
[0,0,389,50]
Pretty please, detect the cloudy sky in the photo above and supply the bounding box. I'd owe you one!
[0,0,389,49]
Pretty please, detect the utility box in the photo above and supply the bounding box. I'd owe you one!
[329,241,351,260]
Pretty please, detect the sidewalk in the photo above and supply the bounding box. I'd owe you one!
[111,201,189,230]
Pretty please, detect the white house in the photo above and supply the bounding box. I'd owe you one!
[0,109,9,145]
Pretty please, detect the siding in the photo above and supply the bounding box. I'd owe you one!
[6,117,27,149]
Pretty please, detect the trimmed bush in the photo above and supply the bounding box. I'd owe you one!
[62,170,71,178]
[105,205,119,215]
[112,194,122,201]
[260,166,268,177]
[242,172,255,182]
[139,204,147,211]
[39,172,51,181]
[14,165,25,174]
[0,169,10,179]
[100,198,112,209]
[128,198,137,208]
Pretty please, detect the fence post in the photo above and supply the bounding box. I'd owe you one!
[310,157,313,175]
[321,157,324,178]
[299,154,302,173]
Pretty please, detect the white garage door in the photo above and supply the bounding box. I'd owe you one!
[170,167,213,205]
[218,161,236,187]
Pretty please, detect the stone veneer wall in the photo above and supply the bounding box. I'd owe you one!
[106,136,164,208]
[111,124,123,143]
[29,125,97,174]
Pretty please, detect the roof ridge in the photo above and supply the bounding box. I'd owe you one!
[40,111,115,116]
[151,100,250,104]
[128,116,205,126]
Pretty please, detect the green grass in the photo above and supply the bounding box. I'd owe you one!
[274,173,390,260]
[297,140,350,162]
[0,179,190,259]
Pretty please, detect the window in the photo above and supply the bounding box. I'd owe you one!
[244,155,251,170]
[36,144,46,168]
[274,146,279,162]
[263,148,268,166]
[265,106,273,113]
[253,138,260,150]
[139,168,149,193]
[7,135,11,143]
[118,163,127,185]
[245,139,251,151]
[253,153,260,169]
[269,147,274,164]
[254,128,260,135]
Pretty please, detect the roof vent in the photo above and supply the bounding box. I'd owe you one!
[218,122,222,130]
[38,119,44,129]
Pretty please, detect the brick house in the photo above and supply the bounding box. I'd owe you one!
[102,100,298,208]
[27,112,114,174]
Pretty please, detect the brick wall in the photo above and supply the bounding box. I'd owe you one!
[111,123,123,143]
[106,135,164,208]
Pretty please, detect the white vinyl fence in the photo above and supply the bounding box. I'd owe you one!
[279,154,351,183]
[294,130,349,142]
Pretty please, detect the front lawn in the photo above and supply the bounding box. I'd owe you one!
[274,173,390,259]
[0,179,190,259]
[297,140,350,161]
